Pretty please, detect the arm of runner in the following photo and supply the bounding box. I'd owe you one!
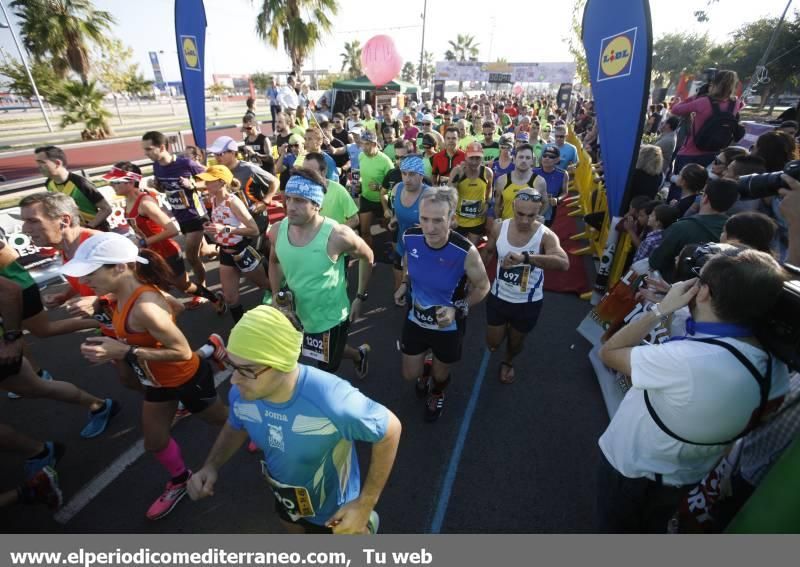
[138,198,179,246]
[328,410,402,534]
[481,218,501,265]
[380,186,392,220]
[267,222,285,293]
[331,224,374,322]
[484,168,494,206]
[33,315,100,337]
[228,196,260,238]
[558,170,570,203]
[464,245,490,308]
[394,254,408,306]
[188,422,250,501]
[494,174,507,218]
[88,197,113,229]
[534,175,550,218]
[0,276,24,366]
[530,229,570,271]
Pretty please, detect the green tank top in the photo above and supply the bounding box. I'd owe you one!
[277,217,349,333]
[0,258,35,289]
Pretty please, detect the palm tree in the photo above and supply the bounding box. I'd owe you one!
[444,34,480,62]
[10,0,115,83]
[49,80,112,139]
[125,73,154,110]
[254,0,338,77]
[401,62,416,83]
[340,41,362,78]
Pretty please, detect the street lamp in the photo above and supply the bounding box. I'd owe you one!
[0,0,54,132]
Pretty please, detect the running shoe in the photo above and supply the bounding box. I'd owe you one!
[186,296,208,310]
[79,399,120,439]
[214,291,227,316]
[8,369,54,399]
[23,441,65,479]
[425,392,445,422]
[355,344,370,380]
[146,471,192,521]
[21,466,63,510]
[367,510,380,534]
[206,333,229,370]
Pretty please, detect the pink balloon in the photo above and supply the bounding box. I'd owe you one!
[361,35,403,87]
[512,84,523,96]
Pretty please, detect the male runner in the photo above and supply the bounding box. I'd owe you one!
[356,132,393,251]
[495,144,547,221]
[268,170,374,378]
[431,127,466,187]
[304,153,359,229]
[394,187,490,421]
[188,306,401,533]
[450,142,494,244]
[480,121,501,165]
[532,145,569,227]
[482,188,569,384]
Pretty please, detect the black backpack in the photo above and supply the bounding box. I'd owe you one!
[692,98,745,152]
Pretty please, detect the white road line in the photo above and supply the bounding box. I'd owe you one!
[54,439,145,525]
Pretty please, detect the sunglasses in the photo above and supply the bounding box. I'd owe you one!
[542,154,558,159]
[554,135,566,139]
[515,192,544,202]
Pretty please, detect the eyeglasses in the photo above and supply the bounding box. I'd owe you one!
[554,135,566,139]
[542,154,558,160]
[227,359,270,380]
[422,122,432,126]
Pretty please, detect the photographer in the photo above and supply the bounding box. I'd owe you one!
[596,248,790,533]
[668,70,743,202]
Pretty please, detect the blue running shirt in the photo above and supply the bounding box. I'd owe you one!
[402,227,470,332]
[228,364,389,526]
[393,183,429,256]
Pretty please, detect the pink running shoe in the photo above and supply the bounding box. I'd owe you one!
[146,471,191,520]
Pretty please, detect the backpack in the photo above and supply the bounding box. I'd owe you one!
[692,98,745,152]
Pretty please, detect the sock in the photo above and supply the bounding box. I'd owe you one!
[191,283,219,303]
[431,374,451,394]
[153,438,186,479]
[28,444,50,461]
[90,401,108,415]
[230,304,244,323]
[198,344,215,358]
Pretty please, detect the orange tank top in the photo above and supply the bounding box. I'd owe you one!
[63,229,96,297]
[112,285,199,388]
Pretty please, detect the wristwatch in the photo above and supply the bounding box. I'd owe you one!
[522,251,531,265]
[223,226,232,234]
[357,291,369,301]
[2,330,23,342]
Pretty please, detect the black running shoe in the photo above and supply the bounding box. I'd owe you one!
[425,392,445,422]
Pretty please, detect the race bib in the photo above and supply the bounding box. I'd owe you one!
[459,199,483,218]
[351,169,361,184]
[499,264,531,292]
[260,461,315,521]
[166,189,189,210]
[412,302,439,330]
[126,354,159,388]
[301,330,331,363]
[232,245,262,273]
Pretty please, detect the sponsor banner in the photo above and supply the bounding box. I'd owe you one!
[434,61,576,84]
[175,0,207,149]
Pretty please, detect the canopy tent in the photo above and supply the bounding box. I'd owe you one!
[331,76,418,94]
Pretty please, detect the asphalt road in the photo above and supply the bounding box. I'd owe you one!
[0,233,608,534]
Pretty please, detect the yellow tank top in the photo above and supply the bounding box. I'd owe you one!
[500,172,538,220]
[455,167,490,228]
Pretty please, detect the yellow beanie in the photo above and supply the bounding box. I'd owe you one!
[227,306,302,372]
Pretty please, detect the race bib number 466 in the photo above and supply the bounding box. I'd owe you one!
[413,302,439,329]
[499,265,531,292]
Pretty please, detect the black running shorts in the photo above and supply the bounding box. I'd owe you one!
[144,358,216,413]
[486,294,543,334]
[400,317,465,364]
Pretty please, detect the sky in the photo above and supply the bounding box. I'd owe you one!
[0,0,795,85]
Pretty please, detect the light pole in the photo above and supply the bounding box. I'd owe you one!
[418,0,427,87]
[0,0,53,132]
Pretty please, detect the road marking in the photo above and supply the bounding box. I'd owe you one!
[54,439,146,524]
[429,348,491,533]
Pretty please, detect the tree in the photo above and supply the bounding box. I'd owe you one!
[250,72,273,93]
[208,83,229,99]
[0,52,62,99]
[401,62,416,83]
[567,0,589,85]
[444,34,480,62]
[91,39,141,124]
[10,0,115,83]
[49,80,112,139]
[254,0,338,77]
[124,73,154,110]
[652,33,712,90]
[339,40,363,78]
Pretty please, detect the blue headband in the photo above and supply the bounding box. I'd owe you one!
[400,155,425,175]
[285,175,325,207]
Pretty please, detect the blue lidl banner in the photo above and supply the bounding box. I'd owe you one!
[582,0,652,217]
[175,0,207,149]
[148,52,165,86]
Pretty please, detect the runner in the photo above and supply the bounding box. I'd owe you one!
[450,142,494,244]
[532,145,570,228]
[394,187,490,421]
[356,132,394,251]
[273,112,293,149]
[481,188,569,384]
[102,164,224,310]
[241,114,274,174]
[34,145,112,231]
[65,232,228,520]
[495,144,547,221]
[431,127,466,186]
[388,155,430,293]
[480,120,501,165]
[198,165,271,323]
[141,131,216,308]
[187,306,401,533]
[268,169,373,378]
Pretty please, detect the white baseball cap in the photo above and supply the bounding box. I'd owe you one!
[60,232,148,278]
[207,136,239,154]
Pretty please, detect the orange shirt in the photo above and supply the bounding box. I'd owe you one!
[63,229,97,297]
[112,285,199,388]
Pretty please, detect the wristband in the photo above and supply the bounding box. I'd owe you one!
[650,303,669,320]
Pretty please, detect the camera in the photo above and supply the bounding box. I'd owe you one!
[695,68,718,97]
[677,242,800,370]
[738,160,800,199]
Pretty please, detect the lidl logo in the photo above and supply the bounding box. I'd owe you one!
[181,35,201,72]
[597,28,636,82]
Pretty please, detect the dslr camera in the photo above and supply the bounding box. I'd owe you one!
[677,243,800,370]
[738,160,800,199]
[695,68,718,97]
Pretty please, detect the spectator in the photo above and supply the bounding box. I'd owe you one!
[649,178,739,281]
[266,79,280,132]
[244,97,257,121]
[669,70,743,201]
[752,130,798,173]
[34,145,112,231]
[721,211,778,254]
[632,204,680,263]
[724,155,767,181]
[670,163,708,217]
[777,120,798,138]
[629,145,664,200]
[654,117,679,175]
[780,172,800,265]
[277,75,299,113]
[622,198,659,250]
[598,247,790,533]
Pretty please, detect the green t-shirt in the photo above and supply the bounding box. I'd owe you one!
[359,151,394,203]
[423,156,433,179]
[320,181,358,225]
[46,172,105,226]
[382,144,396,162]
[362,118,378,135]
[458,136,477,151]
